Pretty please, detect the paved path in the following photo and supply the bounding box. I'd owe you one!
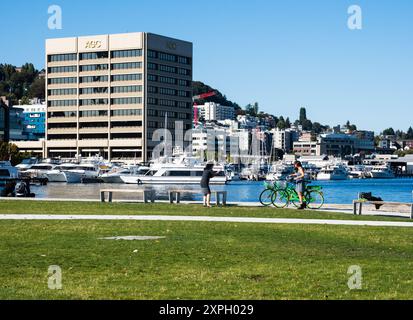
[1,214,413,228]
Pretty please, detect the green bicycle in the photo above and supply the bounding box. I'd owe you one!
[259,180,298,208]
[274,179,324,209]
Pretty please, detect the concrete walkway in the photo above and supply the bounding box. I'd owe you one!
[1,214,413,228]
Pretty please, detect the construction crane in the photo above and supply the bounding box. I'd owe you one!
[193,91,217,126]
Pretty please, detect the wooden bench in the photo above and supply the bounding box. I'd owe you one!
[100,189,155,203]
[169,190,228,206]
[353,199,413,219]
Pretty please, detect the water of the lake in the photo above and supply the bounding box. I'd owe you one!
[31,179,413,204]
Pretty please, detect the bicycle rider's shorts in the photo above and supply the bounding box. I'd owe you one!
[296,180,305,193]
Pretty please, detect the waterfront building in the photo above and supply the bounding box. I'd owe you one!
[317,133,356,157]
[18,102,46,140]
[293,140,318,156]
[9,107,28,141]
[45,32,193,161]
[197,102,235,121]
[272,128,299,153]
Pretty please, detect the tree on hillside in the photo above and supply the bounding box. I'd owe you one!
[299,107,307,125]
[28,77,45,100]
[407,127,413,139]
[285,117,291,128]
[192,81,240,110]
[277,116,286,130]
[383,128,395,136]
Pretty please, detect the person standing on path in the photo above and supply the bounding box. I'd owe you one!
[291,161,307,210]
[201,162,217,208]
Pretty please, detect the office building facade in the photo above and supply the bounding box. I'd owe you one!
[45,32,193,161]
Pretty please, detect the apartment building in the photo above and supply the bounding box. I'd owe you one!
[45,32,193,161]
[198,102,235,121]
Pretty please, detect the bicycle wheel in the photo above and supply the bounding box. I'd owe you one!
[259,189,275,207]
[306,191,324,209]
[272,189,289,208]
[290,191,302,208]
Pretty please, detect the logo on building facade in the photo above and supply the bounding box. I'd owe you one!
[85,41,102,49]
[166,42,177,50]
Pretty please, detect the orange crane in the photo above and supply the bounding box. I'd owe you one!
[193,91,216,126]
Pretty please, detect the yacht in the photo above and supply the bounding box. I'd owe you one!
[266,165,294,181]
[120,166,227,185]
[25,163,57,180]
[0,161,19,197]
[100,166,150,184]
[15,158,39,172]
[370,166,395,179]
[317,165,348,181]
[348,165,368,179]
[45,163,79,182]
[64,164,102,184]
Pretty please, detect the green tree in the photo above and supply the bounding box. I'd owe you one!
[28,77,45,99]
[299,107,307,125]
[0,142,22,166]
[277,116,286,130]
[383,128,395,136]
[312,122,323,134]
[285,117,291,128]
[407,127,413,139]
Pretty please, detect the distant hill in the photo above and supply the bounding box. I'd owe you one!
[192,81,241,110]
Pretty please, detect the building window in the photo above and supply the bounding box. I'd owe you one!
[48,77,77,85]
[80,76,108,83]
[159,87,176,96]
[80,64,109,72]
[148,74,158,82]
[49,88,77,96]
[159,76,177,85]
[111,49,142,58]
[159,65,177,74]
[80,110,108,117]
[48,66,77,73]
[148,62,157,70]
[48,111,77,118]
[111,97,142,105]
[148,97,158,105]
[79,99,109,106]
[111,74,142,82]
[111,86,142,93]
[111,62,142,70]
[48,100,77,107]
[111,109,142,117]
[80,52,109,60]
[48,54,77,62]
[80,87,109,95]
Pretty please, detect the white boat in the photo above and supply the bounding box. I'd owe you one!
[317,165,348,181]
[100,166,150,184]
[348,165,368,179]
[120,166,228,185]
[25,163,57,180]
[370,166,395,179]
[266,165,294,181]
[45,163,79,182]
[15,158,39,172]
[64,164,102,184]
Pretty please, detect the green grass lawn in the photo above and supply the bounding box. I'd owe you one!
[1,201,413,300]
[0,200,411,222]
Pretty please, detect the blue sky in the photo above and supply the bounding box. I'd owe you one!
[1,0,412,133]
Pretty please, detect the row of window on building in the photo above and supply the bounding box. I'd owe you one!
[48,62,143,74]
[49,86,143,96]
[48,74,143,84]
[48,97,143,107]
[48,49,191,65]
[48,50,143,62]
[48,109,143,118]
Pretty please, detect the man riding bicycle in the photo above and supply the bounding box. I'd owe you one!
[290,161,306,210]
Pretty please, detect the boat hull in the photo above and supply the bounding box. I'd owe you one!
[120,175,227,185]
